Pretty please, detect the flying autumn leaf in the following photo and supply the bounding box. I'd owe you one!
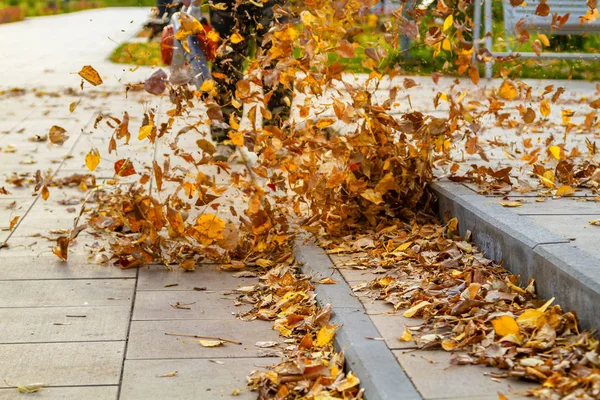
[85,148,100,172]
[230,32,244,44]
[498,80,518,101]
[48,126,69,145]
[78,65,103,86]
[9,216,19,231]
[114,159,136,177]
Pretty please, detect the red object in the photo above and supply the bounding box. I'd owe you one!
[161,25,175,66]
[198,24,218,61]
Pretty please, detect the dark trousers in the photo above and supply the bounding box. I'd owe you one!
[209,0,293,142]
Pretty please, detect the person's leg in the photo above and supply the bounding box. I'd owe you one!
[254,2,293,131]
[209,1,248,144]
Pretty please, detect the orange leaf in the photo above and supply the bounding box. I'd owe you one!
[78,65,103,86]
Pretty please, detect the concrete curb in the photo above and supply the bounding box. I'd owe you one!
[431,180,600,330]
[294,242,422,400]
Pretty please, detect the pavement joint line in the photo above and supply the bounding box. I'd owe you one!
[431,180,600,330]
[0,340,125,346]
[117,268,140,400]
[125,356,281,361]
[0,278,137,282]
[1,108,102,246]
[0,384,119,389]
[294,240,423,400]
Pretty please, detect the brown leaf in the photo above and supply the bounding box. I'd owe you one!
[144,69,167,95]
[49,126,69,145]
[53,236,70,261]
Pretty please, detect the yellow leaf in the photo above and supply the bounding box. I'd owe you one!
[9,216,19,231]
[230,32,244,44]
[498,80,518,101]
[138,124,153,140]
[499,201,523,208]
[41,185,50,201]
[335,372,360,391]
[540,99,551,117]
[393,241,412,253]
[539,170,555,188]
[316,118,336,129]
[538,297,555,312]
[316,324,338,347]
[538,34,550,46]
[228,131,244,147]
[441,39,451,51]
[491,315,520,337]
[441,339,458,351]
[200,79,215,93]
[318,277,337,284]
[256,258,274,268]
[17,384,45,394]
[403,301,431,318]
[517,309,543,328]
[69,101,79,113]
[85,148,100,172]
[198,340,224,347]
[195,214,225,240]
[360,189,384,205]
[556,185,575,196]
[443,14,454,31]
[273,27,298,41]
[549,145,561,160]
[399,326,413,342]
[78,65,103,86]
[300,10,317,26]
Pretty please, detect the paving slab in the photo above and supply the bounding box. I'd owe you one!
[126,319,281,360]
[525,214,600,259]
[0,255,136,280]
[392,350,534,399]
[136,265,258,292]
[133,290,250,321]
[514,198,600,215]
[120,358,273,400]
[0,341,125,387]
[0,279,134,308]
[0,386,118,400]
[0,306,130,344]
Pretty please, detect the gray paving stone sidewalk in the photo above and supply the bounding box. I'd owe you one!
[0,87,281,399]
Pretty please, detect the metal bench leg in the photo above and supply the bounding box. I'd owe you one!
[473,0,482,64]
[484,0,493,79]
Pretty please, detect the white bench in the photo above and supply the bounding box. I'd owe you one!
[473,0,600,78]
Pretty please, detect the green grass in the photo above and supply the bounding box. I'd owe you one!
[103,0,155,6]
[108,13,600,81]
[110,41,163,66]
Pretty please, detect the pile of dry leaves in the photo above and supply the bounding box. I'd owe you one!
[325,217,600,399]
